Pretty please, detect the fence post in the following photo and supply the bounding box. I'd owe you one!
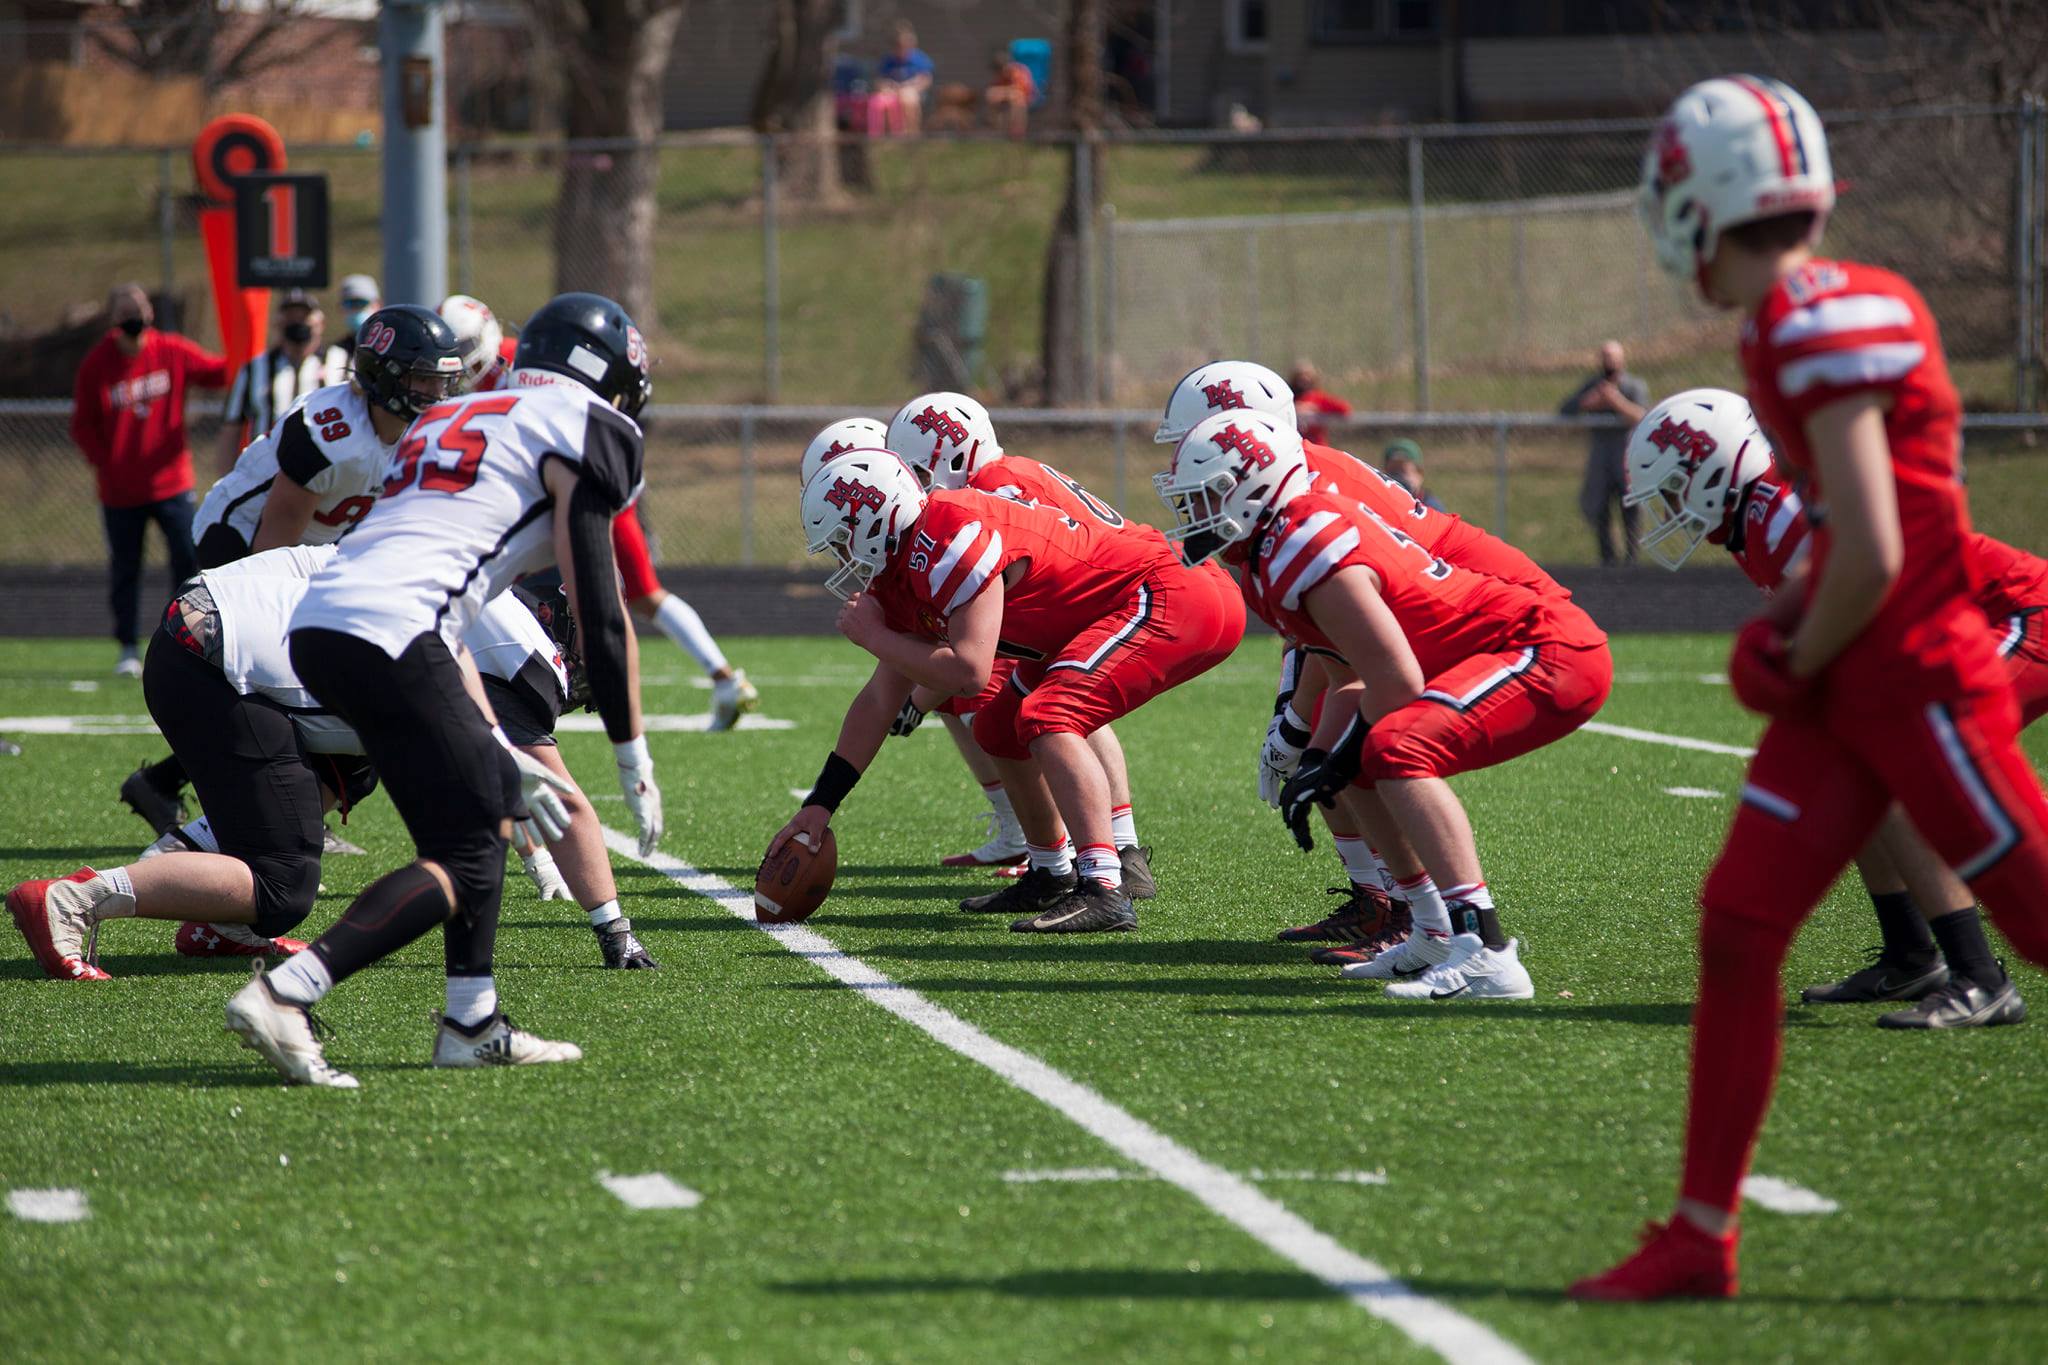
[761,135,781,403]
[739,407,757,566]
[455,143,474,296]
[1077,134,1099,403]
[1492,420,1509,539]
[1100,203,1118,402]
[1114,415,1128,515]
[1510,213,1526,350]
[2018,100,2034,411]
[1407,132,1430,411]
[1245,225,1261,358]
[157,147,176,297]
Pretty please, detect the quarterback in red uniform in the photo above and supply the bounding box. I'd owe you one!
[1574,76,2048,1302]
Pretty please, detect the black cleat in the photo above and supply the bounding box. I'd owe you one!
[1118,844,1157,900]
[119,763,186,837]
[1878,969,2026,1029]
[1279,883,1397,943]
[961,866,1075,915]
[1800,946,1948,1004]
[1011,879,1136,934]
[597,920,659,969]
[1306,894,1411,964]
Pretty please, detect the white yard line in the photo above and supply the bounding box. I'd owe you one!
[0,712,794,737]
[7,1188,88,1223]
[1579,721,1756,758]
[598,1171,703,1210]
[1660,787,1725,800]
[1002,1167,1389,1186]
[557,713,795,733]
[1740,1175,1839,1215]
[601,825,1530,1365]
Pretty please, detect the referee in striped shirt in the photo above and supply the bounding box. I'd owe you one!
[216,290,336,471]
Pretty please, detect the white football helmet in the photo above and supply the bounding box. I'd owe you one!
[438,293,505,393]
[1154,361,1295,444]
[800,449,927,600]
[886,392,1001,490]
[1640,76,1834,286]
[800,417,890,487]
[1154,411,1310,565]
[1624,388,1778,570]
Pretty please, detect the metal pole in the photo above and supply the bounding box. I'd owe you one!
[1510,213,1525,350]
[1077,135,1098,403]
[455,142,474,296]
[378,0,449,304]
[739,408,757,566]
[157,148,176,297]
[1114,415,1128,515]
[2016,103,2031,411]
[1407,132,1430,411]
[1245,225,1261,358]
[1492,420,1510,538]
[1101,203,1118,403]
[761,135,781,402]
[1154,0,1172,124]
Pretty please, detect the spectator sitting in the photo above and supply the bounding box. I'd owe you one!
[985,49,1036,138]
[877,22,935,135]
[1289,361,1352,446]
[70,283,228,677]
[218,289,334,470]
[1559,339,1650,566]
[1383,439,1446,512]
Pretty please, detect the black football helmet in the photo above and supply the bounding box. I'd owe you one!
[352,305,464,418]
[513,292,651,418]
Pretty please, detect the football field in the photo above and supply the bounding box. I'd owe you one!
[2,633,2043,1363]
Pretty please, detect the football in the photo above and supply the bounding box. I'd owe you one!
[754,826,837,923]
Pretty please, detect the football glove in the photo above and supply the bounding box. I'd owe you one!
[1277,717,1367,852]
[1727,619,1816,719]
[521,847,573,901]
[1257,706,1312,808]
[614,735,664,857]
[890,697,927,737]
[502,742,575,845]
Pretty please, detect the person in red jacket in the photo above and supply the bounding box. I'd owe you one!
[71,284,229,676]
[1287,362,1352,447]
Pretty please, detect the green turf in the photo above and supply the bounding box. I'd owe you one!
[1,633,2045,1362]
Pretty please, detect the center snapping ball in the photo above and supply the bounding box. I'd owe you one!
[754,826,837,923]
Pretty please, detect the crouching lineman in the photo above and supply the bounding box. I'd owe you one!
[767,447,1244,933]
[1625,388,2031,1027]
[1159,411,1613,998]
[220,292,659,1088]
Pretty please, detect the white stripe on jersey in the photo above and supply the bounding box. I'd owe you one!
[1777,342,1926,397]
[467,592,569,699]
[1768,293,1914,348]
[1264,510,1342,588]
[944,531,1005,615]
[928,521,984,597]
[1763,491,1802,554]
[1278,527,1361,611]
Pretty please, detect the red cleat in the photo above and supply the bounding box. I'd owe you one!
[175,922,307,958]
[940,847,1027,869]
[7,869,112,981]
[1569,1218,1738,1301]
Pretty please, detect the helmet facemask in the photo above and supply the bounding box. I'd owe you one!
[1153,469,1245,566]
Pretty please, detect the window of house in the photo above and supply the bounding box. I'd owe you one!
[1312,0,1440,42]
[1226,0,1269,53]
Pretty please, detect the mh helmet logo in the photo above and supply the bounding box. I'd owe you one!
[1654,121,1692,190]
[910,405,971,449]
[1209,421,1277,472]
[1201,379,1246,411]
[1647,416,1717,468]
[824,476,888,515]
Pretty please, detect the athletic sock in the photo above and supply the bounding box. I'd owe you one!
[180,815,220,854]
[1332,836,1378,889]
[1109,804,1138,850]
[307,863,452,987]
[1077,842,1122,890]
[1870,890,1938,965]
[1394,873,1452,938]
[981,781,1018,829]
[1369,848,1396,896]
[1681,911,1795,1215]
[266,948,335,1006]
[1027,838,1074,878]
[586,898,624,929]
[92,865,138,919]
[1442,880,1504,949]
[444,975,498,1028]
[652,595,730,678]
[1928,905,2004,987]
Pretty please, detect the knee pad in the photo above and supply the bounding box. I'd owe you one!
[247,849,321,938]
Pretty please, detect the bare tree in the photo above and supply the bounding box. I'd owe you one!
[89,0,329,86]
[750,0,847,204]
[526,0,689,329]
[1040,0,1105,405]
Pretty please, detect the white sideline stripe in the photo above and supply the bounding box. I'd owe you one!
[1580,721,1756,758]
[7,1188,88,1223]
[1661,787,1725,800]
[601,825,1530,1365]
[1741,1175,1838,1215]
[1002,1167,1391,1186]
[598,1171,703,1210]
[557,713,794,733]
[0,712,795,736]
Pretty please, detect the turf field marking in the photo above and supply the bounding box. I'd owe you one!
[598,1171,703,1211]
[1580,721,1756,758]
[1740,1175,1839,1215]
[557,713,795,733]
[1002,1167,1390,1186]
[0,712,796,736]
[604,825,1532,1365]
[1661,786,1725,799]
[7,1188,88,1223]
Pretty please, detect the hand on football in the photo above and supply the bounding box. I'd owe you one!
[836,591,888,650]
[767,805,830,863]
[508,748,576,845]
[1727,618,1816,718]
[614,740,664,858]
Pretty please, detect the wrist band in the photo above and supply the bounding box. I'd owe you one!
[805,751,861,813]
[1277,709,1311,748]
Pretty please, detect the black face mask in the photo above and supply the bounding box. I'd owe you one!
[118,317,146,338]
[282,322,314,344]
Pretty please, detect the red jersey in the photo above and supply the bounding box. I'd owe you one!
[1234,489,1603,679]
[1971,533,2048,622]
[1294,389,1351,446]
[70,328,229,507]
[966,455,1138,539]
[1741,258,1993,696]
[869,488,1177,661]
[1721,477,1813,594]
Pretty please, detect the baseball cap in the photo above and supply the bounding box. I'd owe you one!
[1382,438,1423,464]
[276,288,317,311]
[338,274,380,307]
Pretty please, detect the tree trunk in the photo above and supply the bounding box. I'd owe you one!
[749,0,847,204]
[1041,0,1105,405]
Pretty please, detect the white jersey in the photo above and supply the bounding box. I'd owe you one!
[199,546,360,753]
[469,591,569,699]
[291,374,644,660]
[195,382,392,548]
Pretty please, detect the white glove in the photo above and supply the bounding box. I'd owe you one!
[1257,706,1311,808]
[615,734,664,857]
[521,847,573,901]
[496,727,575,844]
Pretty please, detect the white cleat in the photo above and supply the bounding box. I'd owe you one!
[113,651,143,679]
[942,810,1028,868]
[224,972,359,1088]
[432,1012,583,1068]
[1341,928,1455,981]
[1384,935,1534,1000]
[708,670,760,732]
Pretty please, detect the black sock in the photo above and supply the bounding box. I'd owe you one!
[1928,906,2003,988]
[144,753,187,794]
[309,863,452,985]
[444,902,500,977]
[1452,901,1506,950]
[1870,891,1937,964]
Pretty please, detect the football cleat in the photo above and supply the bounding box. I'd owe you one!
[1279,882,1398,943]
[432,1012,584,1067]
[960,866,1074,915]
[597,920,660,970]
[1569,1218,1738,1301]
[709,670,760,732]
[1118,845,1157,900]
[1384,935,1533,1000]
[941,810,1027,868]
[7,869,113,981]
[1799,946,1948,1004]
[1877,971,2026,1029]
[1011,880,1137,934]
[136,828,192,862]
[176,921,307,958]
[1307,898,1412,965]
[1341,928,1453,981]
[224,972,358,1088]
[119,764,186,837]
[321,825,365,856]
[113,649,143,679]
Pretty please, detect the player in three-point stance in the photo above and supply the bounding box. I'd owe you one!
[1573,76,2048,1300]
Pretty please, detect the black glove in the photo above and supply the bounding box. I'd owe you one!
[1277,717,1367,852]
[889,696,927,737]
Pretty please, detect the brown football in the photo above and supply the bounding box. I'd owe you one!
[754,826,837,923]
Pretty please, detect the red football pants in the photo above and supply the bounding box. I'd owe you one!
[1683,684,2048,1215]
[1356,640,1613,783]
[938,659,1016,719]
[610,504,662,602]
[1995,609,2048,725]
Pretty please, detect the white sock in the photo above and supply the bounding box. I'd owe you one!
[444,975,497,1027]
[1394,873,1453,938]
[1332,836,1377,887]
[182,815,220,854]
[1077,842,1122,889]
[587,899,624,929]
[1109,804,1137,849]
[1370,848,1395,895]
[1027,837,1074,877]
[653,596,729,677]
[267,950,333,1005]
[981,781,1015,821]
[94,866,138,919]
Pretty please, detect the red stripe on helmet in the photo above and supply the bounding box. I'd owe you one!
[1732,76,1796,178]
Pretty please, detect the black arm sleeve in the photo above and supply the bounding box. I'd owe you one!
[272,410,330,487]
[565,476,635,742]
